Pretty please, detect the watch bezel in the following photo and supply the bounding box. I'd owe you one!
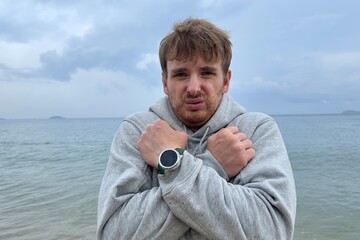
[159,149,180,169]
[158,148,183,174]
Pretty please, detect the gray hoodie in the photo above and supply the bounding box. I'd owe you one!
[97,94,296,240]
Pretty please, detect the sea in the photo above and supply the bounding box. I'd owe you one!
[0,114,359,240]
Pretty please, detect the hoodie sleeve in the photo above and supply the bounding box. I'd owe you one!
[158,115,297,239]
[96,119,190,240]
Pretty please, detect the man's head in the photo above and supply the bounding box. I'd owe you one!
[159,18,232,77]
[159,18,233,132]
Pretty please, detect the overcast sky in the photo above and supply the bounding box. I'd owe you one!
[1,0,359,119]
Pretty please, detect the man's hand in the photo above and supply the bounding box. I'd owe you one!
[137,119,188,168]
[207,125,255,178]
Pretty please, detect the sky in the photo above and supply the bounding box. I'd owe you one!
[0,0,359,119]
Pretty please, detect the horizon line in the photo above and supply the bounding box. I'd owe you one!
[2,111,360,120]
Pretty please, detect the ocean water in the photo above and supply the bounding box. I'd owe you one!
[275,114,360,240]
[0,115,359,239]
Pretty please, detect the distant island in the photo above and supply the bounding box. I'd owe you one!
[341,110,360,115]
[49,116,66,119]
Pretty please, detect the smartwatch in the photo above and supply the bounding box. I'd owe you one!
[158,148,184,174]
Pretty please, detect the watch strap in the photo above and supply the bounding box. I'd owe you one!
[158,165,165,174]
[175,147,184,155]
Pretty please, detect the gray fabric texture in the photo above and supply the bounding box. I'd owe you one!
[97,94,296,240]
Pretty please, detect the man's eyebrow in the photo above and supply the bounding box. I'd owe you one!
[170,68,187,74]
[200,66,218,72]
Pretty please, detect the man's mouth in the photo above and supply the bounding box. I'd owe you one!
[185,99,205,111]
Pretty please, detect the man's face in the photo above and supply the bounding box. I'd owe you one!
[162,57,231,132]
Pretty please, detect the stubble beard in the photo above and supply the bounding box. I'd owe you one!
[170,89,224,131]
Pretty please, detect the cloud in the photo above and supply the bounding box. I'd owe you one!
[136,53,159,70]
[322,52,360,70]
[293,13,343,32]
[236,76,287,92]
[1,0,360,117]
[1,0,187,84]
[321,99,328,104]
[0,0,248,83]
[0,67,164,118]
[198,0,243,8]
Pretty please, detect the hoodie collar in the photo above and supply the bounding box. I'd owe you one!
[149,94,246,137]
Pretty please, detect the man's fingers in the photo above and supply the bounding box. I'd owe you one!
[246,148,256,160]
[241,138,253,149]
[235,132,248,141]
[226,125,239,133]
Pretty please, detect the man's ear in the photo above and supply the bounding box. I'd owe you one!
[162,72,168,95]
[223,70,231,93]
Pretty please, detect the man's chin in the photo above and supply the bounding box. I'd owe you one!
[183,116,209,130]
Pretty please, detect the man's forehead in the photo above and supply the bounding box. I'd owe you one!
[167,57,221,70]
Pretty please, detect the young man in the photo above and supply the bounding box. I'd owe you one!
[97,18,296,239]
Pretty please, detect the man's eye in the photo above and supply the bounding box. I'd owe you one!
[174,72,187,78]
[202,71,215,76]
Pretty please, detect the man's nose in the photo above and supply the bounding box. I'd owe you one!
[186,75,201,95]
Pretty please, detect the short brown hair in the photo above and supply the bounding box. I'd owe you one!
[159,18,232,76]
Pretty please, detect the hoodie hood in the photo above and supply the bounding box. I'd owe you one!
[149,94,246,138]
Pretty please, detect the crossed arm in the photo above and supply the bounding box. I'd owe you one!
[137,119,255,178]
[97,118,295,239]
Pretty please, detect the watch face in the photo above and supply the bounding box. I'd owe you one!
[160,149,178,167]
